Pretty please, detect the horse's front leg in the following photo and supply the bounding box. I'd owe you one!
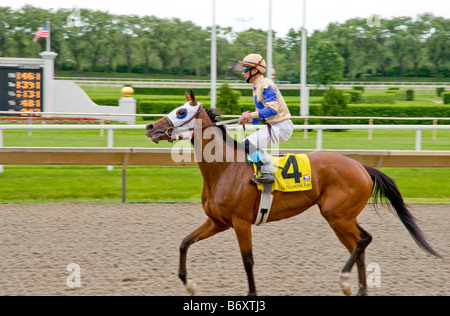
[232,217,257,296]
[179,217,229,295]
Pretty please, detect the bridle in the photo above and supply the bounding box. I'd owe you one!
[163,103,240,143]
[163,102,203,143]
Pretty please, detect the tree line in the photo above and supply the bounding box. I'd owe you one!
[0,5,448,83]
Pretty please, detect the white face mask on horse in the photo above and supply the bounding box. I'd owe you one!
[163,101,203,142]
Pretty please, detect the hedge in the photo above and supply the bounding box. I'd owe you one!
[134,100,449,124]
[385,89,404,100]
[133,87,212,96]
[443,92,450,104]
[90,97,120,106]
[90,93,449,124]
[286,104,450,125]
[361,92,396,104]
[128,87,328,97]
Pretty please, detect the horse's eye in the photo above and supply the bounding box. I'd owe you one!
[176,108,187,119]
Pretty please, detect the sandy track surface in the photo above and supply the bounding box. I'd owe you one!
[0,203,448,296]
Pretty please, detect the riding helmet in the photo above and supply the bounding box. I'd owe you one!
[239,54,267,74]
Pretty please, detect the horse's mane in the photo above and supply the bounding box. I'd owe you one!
[205,108,221,123]
[205,108,243,152]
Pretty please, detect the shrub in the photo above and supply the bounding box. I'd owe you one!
[216,84,239,114]
[436,87,445,97]
[320,87,349,127]
[443,92,450,104]
[343,90,362,103]
[353,86,364,92]
[405,89,414,101]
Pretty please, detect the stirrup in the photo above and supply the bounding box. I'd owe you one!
[250,173,274,185]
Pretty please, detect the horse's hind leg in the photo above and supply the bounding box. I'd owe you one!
[178,217,229,295]
[336,223,372,296]
[320,207,372,296]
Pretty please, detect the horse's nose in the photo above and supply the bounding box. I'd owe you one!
[146,124,153,131]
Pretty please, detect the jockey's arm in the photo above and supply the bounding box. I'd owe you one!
[250,85,279,123]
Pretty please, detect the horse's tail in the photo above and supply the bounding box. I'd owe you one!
[364,165,442,259]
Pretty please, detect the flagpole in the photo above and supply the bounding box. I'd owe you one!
[46,19,50,52]
[300,0,309,116]
[210,0,216,109]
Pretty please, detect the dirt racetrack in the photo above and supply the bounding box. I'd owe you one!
[0,203,448,296]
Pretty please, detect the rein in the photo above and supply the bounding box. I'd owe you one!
[164,104,240,142]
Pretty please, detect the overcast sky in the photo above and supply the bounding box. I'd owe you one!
[2,0,449,36]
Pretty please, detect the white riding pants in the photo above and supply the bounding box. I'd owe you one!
[244,119,294,174]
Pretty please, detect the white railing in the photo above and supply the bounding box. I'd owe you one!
[55,76,241,83]
[335,81,450,86]
[1,147,448,201]
[55,77,449,86]
[0,123,449,152]
[0,118,448,174]
[53,77,450,89]
[0,110,449,151]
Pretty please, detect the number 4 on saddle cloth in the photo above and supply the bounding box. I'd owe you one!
[247,151,313,225]
[247,151,313,192]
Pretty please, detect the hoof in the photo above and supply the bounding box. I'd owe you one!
[186,279,196,295]
[356,287,368,296]
[339,272,352,296]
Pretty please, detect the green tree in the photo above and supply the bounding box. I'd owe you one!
[63,17,89,72]
[309,41,344,85]
[273,28,301,83]
[321,20,366,79]
[386,17,413,77]
[427,16,450,76]
[216,26,238,79]
[216,84,239,114]
[0,5,448,79]
[135,16,157,74]
[233,29,267,63]
[0,7,13,56]
[320,86,348,126]
[172,19,206,75]
[72,10,110,72]
[152,18,177,74]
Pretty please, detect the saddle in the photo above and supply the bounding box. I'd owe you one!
[248,152,313,226]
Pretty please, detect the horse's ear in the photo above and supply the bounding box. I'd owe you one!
[185,90,192,102]
[189,89,197,106]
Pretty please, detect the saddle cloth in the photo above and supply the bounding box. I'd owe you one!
[249,153,313,192]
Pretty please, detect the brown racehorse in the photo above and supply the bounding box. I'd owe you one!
[145,90,441,296]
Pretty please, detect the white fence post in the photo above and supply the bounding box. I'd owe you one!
[368,118,373,140]
[304,117,308,139]
[432,119,437,141]
[0,130,3,173]
[316,129,323,150]
[107,129,114,171]
[415,130,422,151]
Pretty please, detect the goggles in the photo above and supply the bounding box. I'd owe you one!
[243,66,253,73]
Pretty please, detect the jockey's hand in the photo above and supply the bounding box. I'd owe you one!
[239,111,252,125]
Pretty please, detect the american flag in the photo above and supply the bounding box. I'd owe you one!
[33,25,49,42]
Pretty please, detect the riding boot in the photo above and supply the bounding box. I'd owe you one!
[250,153,274,185]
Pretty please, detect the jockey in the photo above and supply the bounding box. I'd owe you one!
[238,53,294,185]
